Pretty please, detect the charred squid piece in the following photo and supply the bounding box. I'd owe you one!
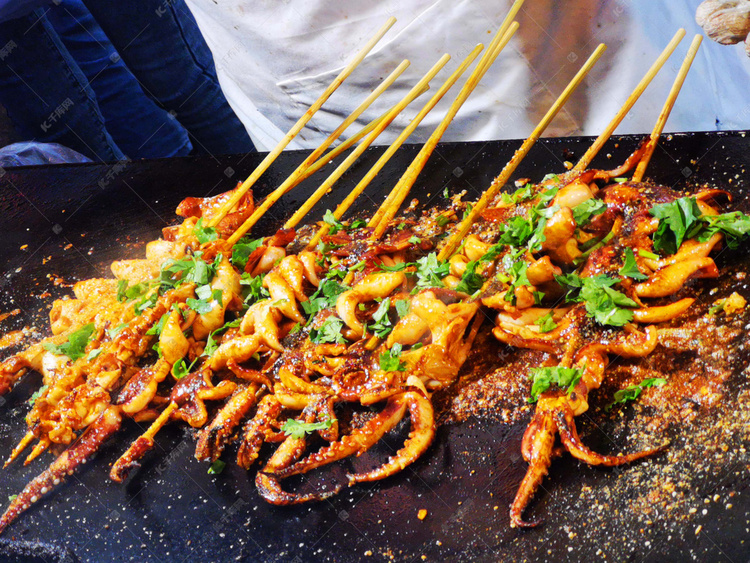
[510,330,665,528]
[347,390,435,485]
[170,369,237,428]
[336,271,407,338]
[634,257,719,298]
[256,434,342,506]
[0,406,122,534]
[227,360,273,391]
[195,383,261,462]
[0,356,30,397]
[110,402,177,483]
[555,407,666,466]
[237,394,283,470]
[272,395,407,479]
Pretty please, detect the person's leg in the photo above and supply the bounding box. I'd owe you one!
[83,0,254,155]
[0,8,125,162]
[46,0,192,159]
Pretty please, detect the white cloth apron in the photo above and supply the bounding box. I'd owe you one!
[185,0,750,151]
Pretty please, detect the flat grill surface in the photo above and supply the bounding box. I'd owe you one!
[0,132,749,562]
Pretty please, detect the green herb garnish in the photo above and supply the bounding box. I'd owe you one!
[379,343,407,372]
[555,273,637,327]
[309,316,346,344]
[572,199,606,226]
[415,253,450,289]
[534,312,557,333]
[43,323,96,361]
[282,418,335,439]
[231,237,264,270]
[28,385,49,407]
[207,460,226,474]
[528,366,584,403]
[606,377,666,410]
[618,248,648,281]
[193,217,218,245]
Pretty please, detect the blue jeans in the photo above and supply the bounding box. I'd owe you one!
[0,0,253,162]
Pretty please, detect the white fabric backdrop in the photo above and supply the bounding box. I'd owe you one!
[184,0,750,151]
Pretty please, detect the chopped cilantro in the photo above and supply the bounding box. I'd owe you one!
[535,312,557,333]
[698,211,750,249]
[528,366,584,403]
[309,316,346,344]
[282,417,335,439]
[159,251,219,292]
[86,348,103,361]
[500,183,535,205]
[116,279,128,302]
[455,260,484,295]
[378,261,410,272]
[317,239,344,254]
[187,286,223,315]
[231,237,264,270]
[240,272,270,305]
[193,217,218,244]
[649,197,703,255]
[146,312,168,336]
[650,197,750,254]
[556,273,636,326]
[368,297,393,338]
[395,299,410,319]
[171,358,188,379]
[415,253,450,288]
[43,323,96,361]
[28,385,48,407]
[116,280,152,304]
[408,235,422,245]
[500,252,531,305]
[379,342,407,372]
[207,460,226,474]
[606,377,666,410]
[107,322,129,339]
[302,278,349,319]
[571,199,606,226]
[323,209,345,235]
[618,248,648,281]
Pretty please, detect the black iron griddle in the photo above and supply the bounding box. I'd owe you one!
[0,132,749,562]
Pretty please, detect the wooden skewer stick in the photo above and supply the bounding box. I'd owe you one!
[371,21,520,239]
[305,44,485,251]
[632,34,702,183]
[109,402,178,478]
[297,84,430,183]
[4,431,34,468]
[281,55,452,232]
[438,43,608,260]
[207,17,397,228]
[368,2,525,235]
[572,29,686,172]
[224,58,412,246]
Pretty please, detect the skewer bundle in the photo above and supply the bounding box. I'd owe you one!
[0,12,742,537]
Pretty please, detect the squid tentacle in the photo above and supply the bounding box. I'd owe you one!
[0,406,121,534]
[347,391,435,485]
